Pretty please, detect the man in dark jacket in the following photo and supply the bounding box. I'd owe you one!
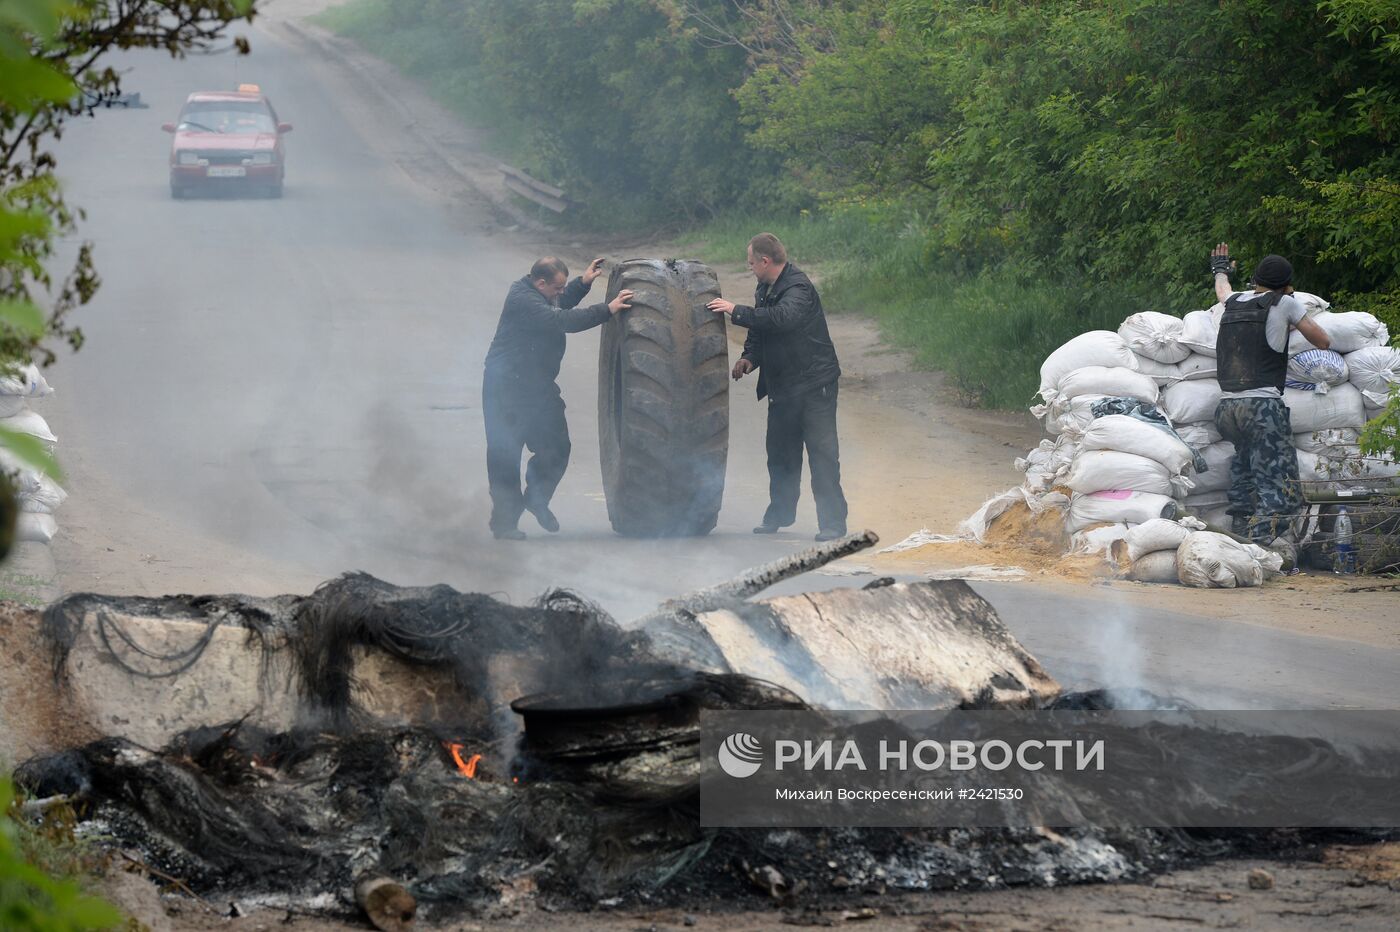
[708,233,849,541]
[483,256,633,539]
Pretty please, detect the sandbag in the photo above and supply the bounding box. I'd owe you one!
[1125,549,1181,583]
[1161,379,1222,424]
[1017,437,1078,492]
[1182,490,1230,511]
[1112,516,1207,565]
[1287,349,1348,393]
[1176,353,1219,380]
[1069,522,1131,558]
[1292,291,1330,317]
[1288,311,1389,355]
[1191,441,1236,494]
[1293,428,1359,457]
[16,474,66,514]
[1175,421,1223,448]
[0,397,26,418]
[16,512,56,543]
[0,409,57,445]
[1177,531,1282,588]
[1039,332,1138,399]
[0,363,53,397]
[1041,394,1111,437]
[1197,506,1233,533]
[1065,450,1180,496]
[1179,306,1223,357]
[1284,383,1365,433]
[1346,346,1400,407]
[1119,312,1190,364]
[1051,366,1158,406]
[1066,490,1177,532]
[1132,354,1181,386]
[1300,447,1400,482]
[1079,415,1194,475]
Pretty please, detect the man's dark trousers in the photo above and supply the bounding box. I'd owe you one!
[762,381,848,532]
[484,376,569,533]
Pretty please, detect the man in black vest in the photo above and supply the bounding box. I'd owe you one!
[1210,243,1330,546]
[483,257,633,540]
[707,233,849,541]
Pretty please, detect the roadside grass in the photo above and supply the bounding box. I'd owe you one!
[689,206,1136,409]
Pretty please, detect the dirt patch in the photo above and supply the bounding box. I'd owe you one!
[1324,842,1400,887]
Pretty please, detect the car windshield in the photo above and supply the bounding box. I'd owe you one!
[179,101,275,134]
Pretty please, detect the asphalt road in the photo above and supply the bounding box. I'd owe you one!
[41,22,1400,710]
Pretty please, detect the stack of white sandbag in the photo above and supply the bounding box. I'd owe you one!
[0,362,64,544]
[1031,331,1193,542]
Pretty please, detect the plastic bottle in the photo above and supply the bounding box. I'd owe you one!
[1333,507,1356,575]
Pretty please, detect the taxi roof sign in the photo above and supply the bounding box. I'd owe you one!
[237,83,261,94]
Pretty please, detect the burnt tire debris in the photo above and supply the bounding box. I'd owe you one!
[599,258,728,537]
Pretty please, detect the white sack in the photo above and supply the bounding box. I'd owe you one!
[1284,383,1365,433]
[1345,346,1400,407]
[0,397,26,418]
[1177,353,1219,380]
[1079,415,1195,475]
[1065,450,1181,496]
[1300,448,1400,483]
[1069,523,1131,558]
[1288,311,1389,355]
[1053,366,1159,405]
[1017,437,1079,492]
[1183,490,1230,511]
[1198,506,1233,533]
[1042,394,1111,437]
[0,409,57,445]
[1125,549,1182,583]
[1039,332,1139,399]
[1112,516,1208,565]
[1191,441,1236,494]
[1287,349,1348,392]
[1177,531,1282,588]
[0,363,53,397]
[1293,428,1359,457]
[1292,291,1330,317]
[943,487,1071,544]
[1179,306,1223,357]
[16,512,56,543]
[1175,421,1222,448]
[1162,379,1222,424]
[17,473,66,514]
[1132,354,1181,386]
[1066,490,1178,532]
[1119,312,1190,364]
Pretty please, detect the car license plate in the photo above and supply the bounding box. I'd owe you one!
[206,166,246,178]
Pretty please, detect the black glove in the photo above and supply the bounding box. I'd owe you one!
[1209,253,1234,277]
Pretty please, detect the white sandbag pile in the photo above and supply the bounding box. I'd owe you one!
[996,294,1397,585]
[0,362,64,544]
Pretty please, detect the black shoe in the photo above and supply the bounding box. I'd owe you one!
[493,528,526,541]
[814,528,847,542]
[752,524,781,534]
[527,504,560,533]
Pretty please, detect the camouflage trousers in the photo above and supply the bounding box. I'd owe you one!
[1214,397,1304,542]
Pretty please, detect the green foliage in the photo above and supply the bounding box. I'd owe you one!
[322,0,1400,407]
[0,777,124,930]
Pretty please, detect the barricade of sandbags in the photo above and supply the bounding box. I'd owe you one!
[0,362,64,544]
[953,292,1396,584]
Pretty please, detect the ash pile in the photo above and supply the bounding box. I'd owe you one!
[1,534,1383,924]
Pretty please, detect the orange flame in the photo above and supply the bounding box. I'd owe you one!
[446,743,482,779]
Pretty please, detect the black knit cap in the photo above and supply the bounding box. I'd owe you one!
[1252,254,1293,289]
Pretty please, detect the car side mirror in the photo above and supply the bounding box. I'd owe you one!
[277,122,293,133]
[161,122,176,133]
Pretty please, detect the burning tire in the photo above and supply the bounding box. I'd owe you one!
[598,258,728,537]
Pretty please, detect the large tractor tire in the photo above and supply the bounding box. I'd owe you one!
[598,258,729,537]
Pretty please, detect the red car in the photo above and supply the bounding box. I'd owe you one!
[163,85,292,198]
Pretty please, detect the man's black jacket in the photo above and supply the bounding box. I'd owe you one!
[483,275,609,396]
[733,262,841,401]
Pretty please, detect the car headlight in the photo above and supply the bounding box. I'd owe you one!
[177,151,200,165]
[250,152,274,165]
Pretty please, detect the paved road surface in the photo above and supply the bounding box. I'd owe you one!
[41,21,1400,710]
